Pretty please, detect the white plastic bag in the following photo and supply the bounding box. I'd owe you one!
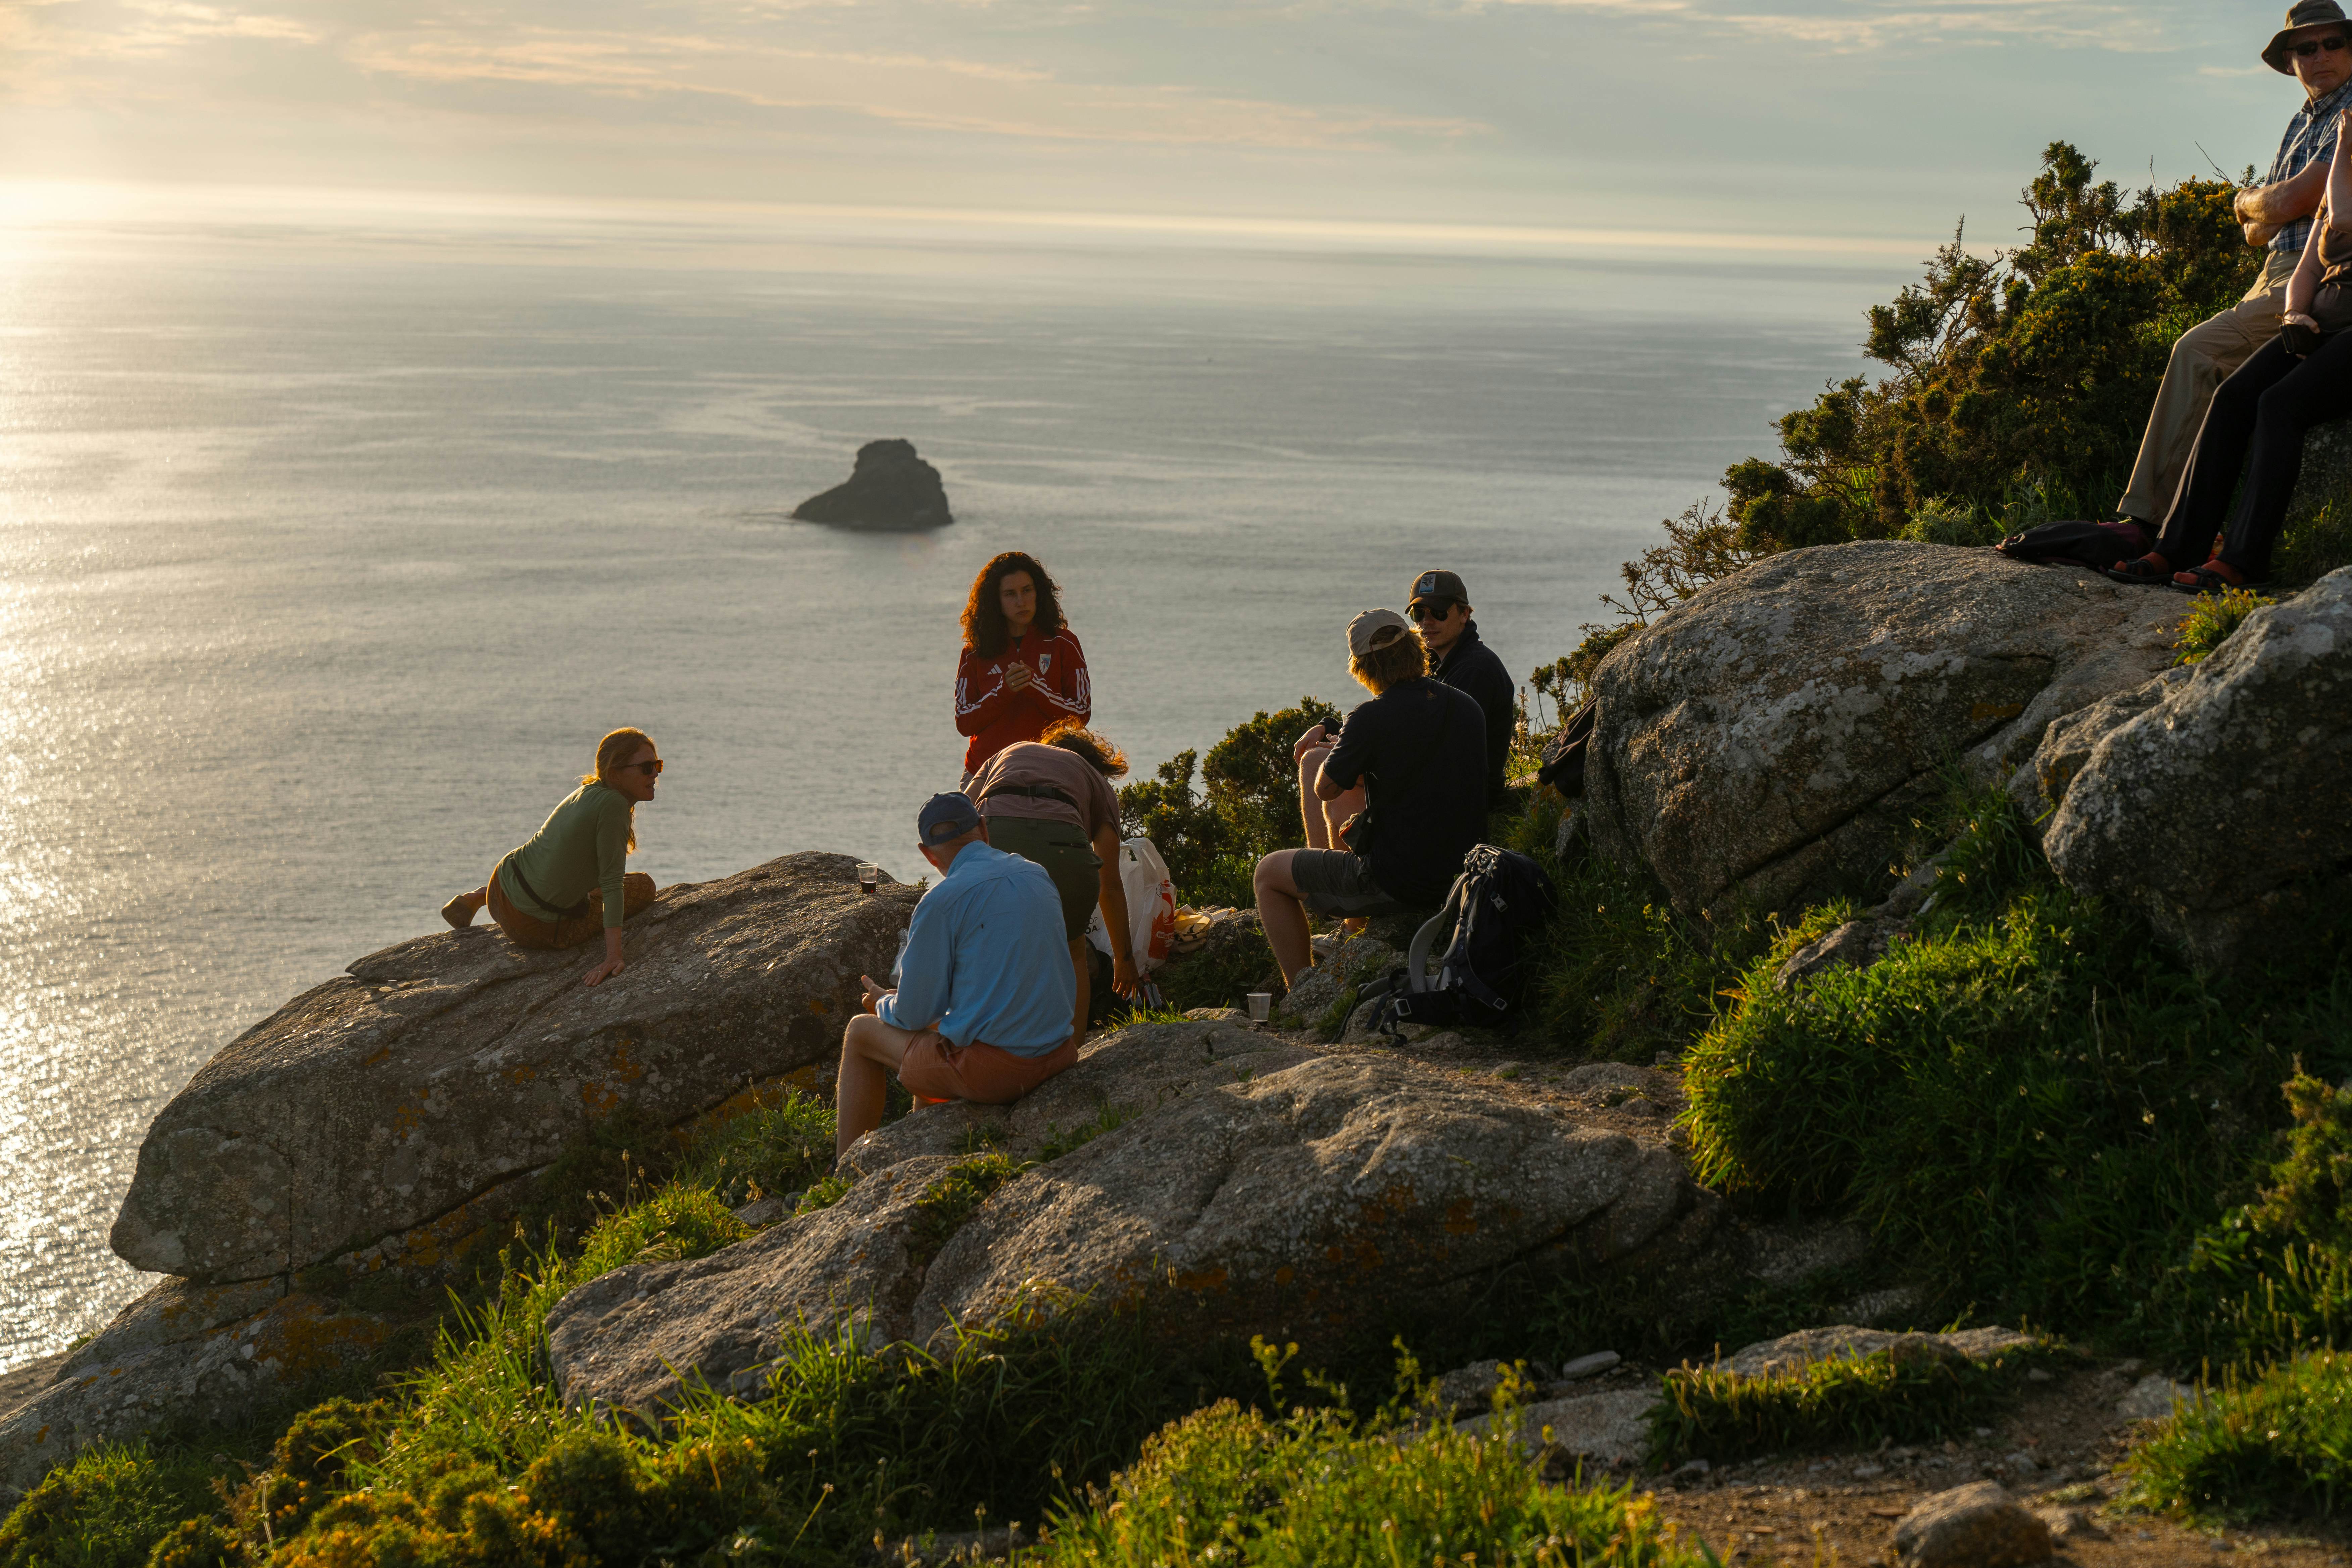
[1084,837,1178,973]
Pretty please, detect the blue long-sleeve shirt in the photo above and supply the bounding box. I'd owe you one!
[879,840,1075,1056]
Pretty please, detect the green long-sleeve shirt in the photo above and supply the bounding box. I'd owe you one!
[498,782,632,928]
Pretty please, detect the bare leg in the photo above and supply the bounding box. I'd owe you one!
[1322,783,1365,856]
[1070,937,1091,1040]
[835,1013,915,1159]
[1253,849,1316,987]
[1298,748,1333,847]
[442,887,486,929]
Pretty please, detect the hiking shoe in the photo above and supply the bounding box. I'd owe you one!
[441,893,477,930]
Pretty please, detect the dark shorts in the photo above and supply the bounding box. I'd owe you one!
[984,815,1101,939]
[1289,849,1411,919]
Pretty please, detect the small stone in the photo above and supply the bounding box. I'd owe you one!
[1891,1481,2054,1568]
[2025,1368,2053,1382]
[1853,1463,1885,1479]
[2034,1506,2107,1541]
[731,1196,787,1229]
[2005,1452,2038,1475]
[2114,1372,2202,1422]
[1670,1458,1710,1483]
[1558,1351,1621,1380]
[1972,1426,1994,1438]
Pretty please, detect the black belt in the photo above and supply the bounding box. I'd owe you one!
[979,783,1080,812]
[501,853,591,921]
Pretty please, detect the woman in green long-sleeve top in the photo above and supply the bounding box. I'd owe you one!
[441,727,662,987]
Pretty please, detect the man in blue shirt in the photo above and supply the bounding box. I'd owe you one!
[833,791,1078,1160]
[2117,0,2352,527]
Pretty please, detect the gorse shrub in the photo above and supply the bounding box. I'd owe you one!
[0,1440,222,1568]
[1118,696,1341,908]
[2173,586,2278,666]
[1725,142,2254,545]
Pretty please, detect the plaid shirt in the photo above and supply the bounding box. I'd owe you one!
[2266,77,2352,255]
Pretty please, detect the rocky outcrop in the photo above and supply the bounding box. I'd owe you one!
[545,1021,1719,1424]
[1891,1482,2053,1568]
[2045,569,2352,972]
[1583,541,2183,919]
[790,439,953,530]
[112,854,916,1284]
[1720,1323,2035,1378]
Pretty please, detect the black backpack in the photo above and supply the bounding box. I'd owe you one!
[1364,844,1558,1035]
[1994,518,2150,571]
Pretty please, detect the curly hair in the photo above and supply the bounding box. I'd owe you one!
[581,726,653,851]
[961,551,1065,657]
[1043,720,1128,778]
[1348,627,1428,694]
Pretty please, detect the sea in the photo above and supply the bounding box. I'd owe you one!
[0,192,1900,1372]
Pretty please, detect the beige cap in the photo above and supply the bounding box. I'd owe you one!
[1347,607,1413,657]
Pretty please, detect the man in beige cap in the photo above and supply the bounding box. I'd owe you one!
[2115,1,2352,528]
[1255,608,1486,987]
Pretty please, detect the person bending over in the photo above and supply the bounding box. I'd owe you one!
[2109,102,2352,594]
[966,722,1143,1040]
[834,792,1078,1160]
[1254,610,1486,988]
[440,727,661,988]
[2108,2,2352,530]
[954,550,1090,777]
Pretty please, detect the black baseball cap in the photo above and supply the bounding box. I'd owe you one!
[1408,569,1468,608]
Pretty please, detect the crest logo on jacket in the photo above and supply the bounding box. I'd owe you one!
[1037,653,1052,673]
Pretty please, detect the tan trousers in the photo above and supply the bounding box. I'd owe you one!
[487,866,656,949]
[2118,250,2299,523]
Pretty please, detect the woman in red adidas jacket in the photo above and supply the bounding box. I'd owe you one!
[954,551,1091,776]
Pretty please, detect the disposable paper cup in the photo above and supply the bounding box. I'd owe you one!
[1246,992,1272,1023]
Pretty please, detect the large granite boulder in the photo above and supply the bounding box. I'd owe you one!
[2044,568,2352,971]
[790,439,953,530]
[545,1021,1714,1424]
[1583,540,2183,918]
[111,853,916,1284]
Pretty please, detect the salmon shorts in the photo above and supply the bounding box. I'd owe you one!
[899,1031,1079,1105]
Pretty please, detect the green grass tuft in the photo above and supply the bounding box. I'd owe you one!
[908,1151,1032,1264]
[673,1089,835,1208]
[2128,1351,2352,1523]
[1646,1340,2062,1466]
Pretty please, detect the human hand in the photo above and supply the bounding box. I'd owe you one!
[1292,724,1327,763]
[859,974,891,1014]
[1112,952,1142,1000]
[583,956,624,987]
[1003,663,1035,693]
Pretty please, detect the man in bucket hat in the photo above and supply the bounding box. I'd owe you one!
[2113,1,2352,530]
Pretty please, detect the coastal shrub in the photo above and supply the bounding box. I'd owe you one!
[0,1440,222,1568]
[2127,1351,2352,1523]
[1645,1340,2061,1466]
[2173,585,2277,666]
[1120,697,1341,910]
[1682,792,2352,1337]
[1724,143,2253,543]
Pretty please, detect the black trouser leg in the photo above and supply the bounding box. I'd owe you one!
[2216,329,2352,579]
[2152,337,2299,570]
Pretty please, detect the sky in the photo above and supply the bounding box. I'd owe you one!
[0,1,2333,254]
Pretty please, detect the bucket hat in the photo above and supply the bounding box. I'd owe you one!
[2265,0,2351,74]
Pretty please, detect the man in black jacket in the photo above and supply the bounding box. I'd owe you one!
[1408,569,1515,806]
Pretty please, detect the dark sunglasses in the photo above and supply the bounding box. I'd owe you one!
[1407,599,1460,623]
[622,759,664,777]
[2295,35,2350,56]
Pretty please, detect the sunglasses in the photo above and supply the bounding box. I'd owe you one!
[1407,600,1460,623]
[621,759,664,777]
[2295,35,2350,56]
